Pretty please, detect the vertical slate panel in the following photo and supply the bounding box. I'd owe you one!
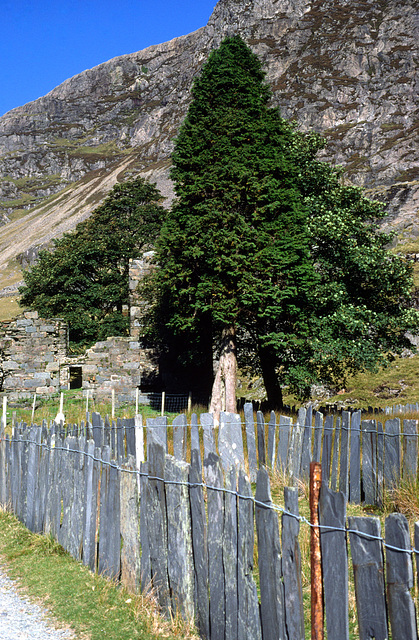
[82,439,99,571]
[288,408,305,485]
[189,448,209,639]
[146,416,168,458]
[116,417,125,460]
[190,413,201,458]
[282,487,305,640]
[166,455,194,620]
[256,411,266,468]
[385,513,418,640]
[339,411,350,498]
[147,442,170,614]
[224,467,238,640]
[361,420,376,505]
[98,446,122,580]
[237,469,261,640]
[105,458,121,579]
[312,411,323,463]
[165,456,195,620]
[104,415,111,446]
[330,417,340,491]
[402,419,418,480]
[348,516,388,640]
[26,426,40,532]
[69,435,85,560]
[204,452,225,640]
[276,415,292,476]
[319,485,349,640]
[349,410,361,504]
[300,405,313,481]
[267,411,276,469]
[384,418,401,490]
[92,412,104,448]
[58,436,76,554]
[321,414,333,485]
[173,413,188,461]
[201,413,216,459]
[243,403,257,482]
[255,467,286,640]
[139,461,151,593]
[98,445,111,574]
[124,418,136,457]
[219,412,245,472]
[35,436,49,534]
[376,421,384,508]
[45,434,60,539]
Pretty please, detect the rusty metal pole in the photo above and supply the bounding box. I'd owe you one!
[310,461,323,640]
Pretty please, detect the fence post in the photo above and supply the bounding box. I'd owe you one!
[310,462,323,640]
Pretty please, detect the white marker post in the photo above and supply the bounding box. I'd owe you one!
[2,396,7,431]
[31,393,36,425]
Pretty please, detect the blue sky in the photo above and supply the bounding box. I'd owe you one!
[1,0,217,117]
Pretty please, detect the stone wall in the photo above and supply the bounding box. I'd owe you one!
[63,336,159,404]
[0,311,68,399]
[129,252,154,340]
[0,255,160,403]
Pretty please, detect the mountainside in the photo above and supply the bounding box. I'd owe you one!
[0,0,417,292]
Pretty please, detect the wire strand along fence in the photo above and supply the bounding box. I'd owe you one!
[1,405,419,639]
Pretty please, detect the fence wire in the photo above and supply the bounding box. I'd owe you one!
[3,434,419,558]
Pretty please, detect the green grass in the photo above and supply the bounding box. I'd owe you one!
[2,390,194,432]
[0,510,199,640]
[0,296,21,321]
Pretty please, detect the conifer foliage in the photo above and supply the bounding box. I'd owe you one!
[148,35,418,410]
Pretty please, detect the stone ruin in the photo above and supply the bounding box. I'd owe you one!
[0,256,159,403]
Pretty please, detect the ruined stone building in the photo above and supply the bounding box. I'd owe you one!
[0,257,158,403]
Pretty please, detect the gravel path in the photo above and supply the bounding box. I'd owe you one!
[0,567,76,640]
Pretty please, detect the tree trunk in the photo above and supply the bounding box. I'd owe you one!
[209,325,237,423]
[258,343,283,410]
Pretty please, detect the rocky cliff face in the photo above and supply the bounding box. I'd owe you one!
[0,0,417,289]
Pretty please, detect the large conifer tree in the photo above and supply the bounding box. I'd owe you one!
[147,36,418,411]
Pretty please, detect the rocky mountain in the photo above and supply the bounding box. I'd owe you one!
[0,0,417,291]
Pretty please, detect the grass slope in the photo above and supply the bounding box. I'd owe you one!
[0,510,199,640]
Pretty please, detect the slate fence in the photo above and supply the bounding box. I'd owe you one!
[0,406,419,639]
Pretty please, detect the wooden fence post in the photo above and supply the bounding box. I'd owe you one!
[310,462,323,640]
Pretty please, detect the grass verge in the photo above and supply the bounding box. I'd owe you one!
[0,509,199,640]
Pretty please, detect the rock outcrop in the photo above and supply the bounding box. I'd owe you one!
[0,0,417,289]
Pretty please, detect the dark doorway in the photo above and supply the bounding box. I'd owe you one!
[69,366,83,389]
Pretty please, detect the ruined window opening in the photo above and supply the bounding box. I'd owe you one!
[69,366,83,390]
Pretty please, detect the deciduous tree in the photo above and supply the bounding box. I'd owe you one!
[20,177,164,348]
